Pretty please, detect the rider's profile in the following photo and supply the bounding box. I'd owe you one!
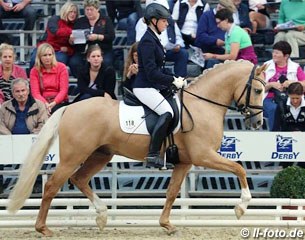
[132,2,186,169]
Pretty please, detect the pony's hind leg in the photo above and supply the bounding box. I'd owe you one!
[69,150,113,231]
[35,163,79,236]
[194,151,251,219]
[160,162,192,235]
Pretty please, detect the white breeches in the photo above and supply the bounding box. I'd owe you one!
[133,88,174,117]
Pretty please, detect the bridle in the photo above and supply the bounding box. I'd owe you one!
[234,66,266,119]
[181,66,265,132]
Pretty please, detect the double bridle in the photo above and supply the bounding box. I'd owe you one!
[181,66,266,131]
[234,66,266,119]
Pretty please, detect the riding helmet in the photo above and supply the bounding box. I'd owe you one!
[144,3,170,23]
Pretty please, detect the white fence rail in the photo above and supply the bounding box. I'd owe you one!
[1,198,305,227]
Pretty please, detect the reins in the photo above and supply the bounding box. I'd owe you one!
[180,66,266,132]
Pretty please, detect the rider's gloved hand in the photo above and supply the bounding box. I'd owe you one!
[172,77,186,89]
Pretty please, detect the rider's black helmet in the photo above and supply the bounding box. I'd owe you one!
[144,3,170,24]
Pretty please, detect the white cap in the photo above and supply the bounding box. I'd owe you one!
[145,0,170,10]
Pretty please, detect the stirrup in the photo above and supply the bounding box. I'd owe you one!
[145,155,174,170]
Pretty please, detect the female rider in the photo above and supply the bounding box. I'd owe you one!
[133,3,186,169]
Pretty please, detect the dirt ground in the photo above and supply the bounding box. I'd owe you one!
[1,227,304,240]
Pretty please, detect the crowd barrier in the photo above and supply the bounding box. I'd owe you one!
[1,131,303,197]
[1,131,304,165]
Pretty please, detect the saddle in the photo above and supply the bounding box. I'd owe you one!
[121,87,180,135]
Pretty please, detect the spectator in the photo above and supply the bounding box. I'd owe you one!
[263,41,305,131]
[0,43,27,101]
[0,0,36,31]
[106,0,143,45]
[273,0,305,59]
[203,9,257,65]
[123,42,139,92]
[249,0,271,34]
[195,0,236,68]
[172,0,210,47]
[273,82,305,132]
[232,0,252,33]
[75,44,116,101]
[30,43,69,115]
[0,78,48,134]
[69,0,115,77]
[136,0,188,77]
[30,1,79,71]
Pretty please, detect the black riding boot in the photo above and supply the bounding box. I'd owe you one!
[146,112,175,169]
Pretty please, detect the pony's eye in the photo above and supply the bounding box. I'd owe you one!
[254,89,262,94]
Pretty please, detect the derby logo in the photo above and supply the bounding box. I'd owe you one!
[271,135,299,160]
[218,136,242,160]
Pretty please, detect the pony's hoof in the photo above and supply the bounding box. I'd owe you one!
[96,213,107,231]
[36,226,53,237]
[234,205,244,219]
[166,227,178,236]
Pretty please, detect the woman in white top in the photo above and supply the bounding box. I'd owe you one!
[172,0,210,47]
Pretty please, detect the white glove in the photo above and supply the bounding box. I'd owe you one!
[172,77,186,89]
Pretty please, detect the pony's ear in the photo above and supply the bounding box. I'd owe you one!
[255,63,268,76]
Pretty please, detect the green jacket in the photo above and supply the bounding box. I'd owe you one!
[278,0,305,26]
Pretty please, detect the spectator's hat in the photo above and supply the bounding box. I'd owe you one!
[146,0,170,10]
[219,0,237,13]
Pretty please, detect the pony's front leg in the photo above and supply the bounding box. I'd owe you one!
[235,185,252,219]
[192,151,251,220]
[160,163,192,235]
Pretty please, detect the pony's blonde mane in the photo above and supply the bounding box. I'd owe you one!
[187,60,254,87]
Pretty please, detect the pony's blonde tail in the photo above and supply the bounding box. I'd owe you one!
[7,106,67,213]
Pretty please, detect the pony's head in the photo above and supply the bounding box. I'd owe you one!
[234,63,267,130]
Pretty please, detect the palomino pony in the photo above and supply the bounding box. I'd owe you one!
[8,60,266,236]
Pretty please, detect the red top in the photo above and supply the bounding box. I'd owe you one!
[0,64,28,79]
[39,17,75,56]
[30,62,69,104]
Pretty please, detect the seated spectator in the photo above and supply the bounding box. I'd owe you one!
[195,0,236,69]
[75,44,117,101]
[273,0,305,59]
[136,0,188,77]
[69,0,115,77]
[0,43,27,101]
[249,0,271,34]
[203,9,257,65]
[0,0,36,32]
[123,42,139,91]
[263,41,305,131]
[30,43,69,115]
[0,78,48,134]
[29,1,79,71]
[273,82,305,132]
[106,0,143,45]
[232,0,252,33]
[172,0,210,47]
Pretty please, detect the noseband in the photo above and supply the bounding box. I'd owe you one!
[235,66,266,119]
